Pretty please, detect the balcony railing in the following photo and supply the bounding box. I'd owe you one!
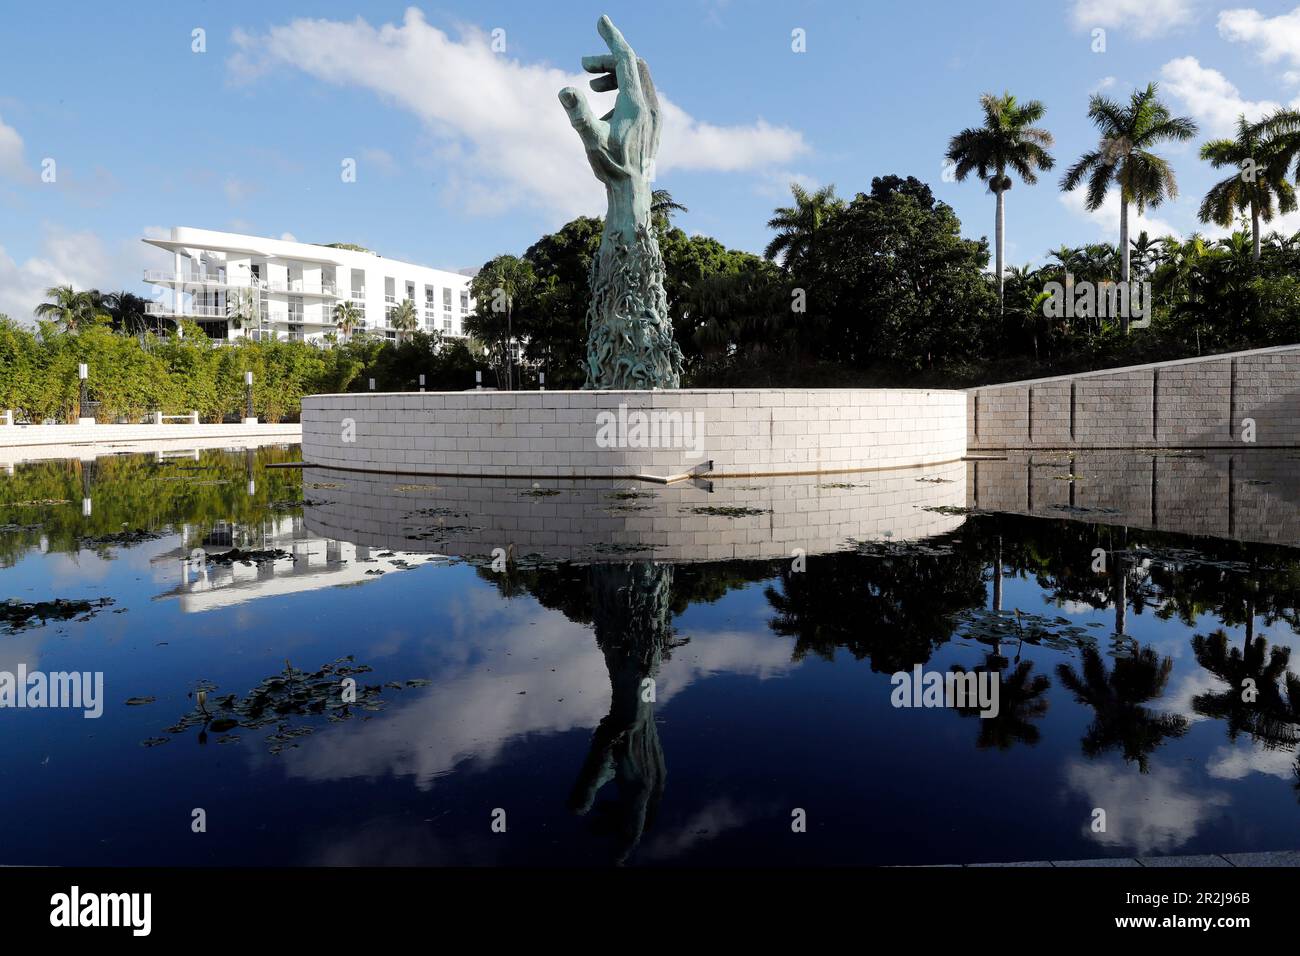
[146,303,232,319]
[142,271,338,296]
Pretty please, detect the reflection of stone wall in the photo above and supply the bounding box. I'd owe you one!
[968,451,1300,545]
[302,460,967,563]
[968,345,1300,450]
[302,388,966,478]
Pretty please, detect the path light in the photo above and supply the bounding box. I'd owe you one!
[369,378,375,391]
[77,363,94,426]
[419,373,425,393]
[243,371,257,425]
[539,372,545,392]
[475,370,482,390]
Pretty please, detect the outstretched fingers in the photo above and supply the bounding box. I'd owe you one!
[558,86,609,152]
[596,15,642,104]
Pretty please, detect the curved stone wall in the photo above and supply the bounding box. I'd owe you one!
[301,388,966,478]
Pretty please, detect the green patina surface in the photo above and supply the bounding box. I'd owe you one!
[559,16,683,390]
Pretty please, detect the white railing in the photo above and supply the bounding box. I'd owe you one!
[143,272,338,296]
[146,303,232,318]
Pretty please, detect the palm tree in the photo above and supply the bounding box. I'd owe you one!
[389,299,418,344]
[763,183,843,270]
[1061,82,1198,329]
[34,285,98,333]
[1198,114,1297,262]
[650,189,688,231]
[946,92,1056,312]
[101,290,149,334]
[472,255,535,390]
[333,300,363,342]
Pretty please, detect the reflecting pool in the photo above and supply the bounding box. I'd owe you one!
[2,444,1300,865]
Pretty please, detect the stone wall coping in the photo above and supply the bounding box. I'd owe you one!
[967,343,1300,393]
[307,388,964,398]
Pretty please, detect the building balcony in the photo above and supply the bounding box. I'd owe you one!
[143,271,338,297]
[146,303,232,319]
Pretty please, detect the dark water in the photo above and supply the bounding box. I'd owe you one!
[2,444,1300,866]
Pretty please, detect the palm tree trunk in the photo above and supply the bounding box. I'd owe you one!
[994,185,1006,314]
[1119,198,1131,334]
[506,305,514,391]
[1252,203,1261,262]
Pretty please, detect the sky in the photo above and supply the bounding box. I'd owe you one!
[3,0,1300,321]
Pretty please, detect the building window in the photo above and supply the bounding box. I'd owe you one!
[460,290,469,314]
[384,277,396,304]
[443,288,452,312]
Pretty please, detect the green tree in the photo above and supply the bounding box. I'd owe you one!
[468,255,535,390]
[1198,115,1297,261]
[946,91,1056,312]
[333,300,364,342]
[1061,82,1198,328]
[389,299,418,344]
[34,285,99,334]
[763,183,843,271]
[650,188,688,232]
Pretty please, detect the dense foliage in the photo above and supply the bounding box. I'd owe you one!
[0,317,493,423]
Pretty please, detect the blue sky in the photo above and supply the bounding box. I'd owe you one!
[3,0,1300,320]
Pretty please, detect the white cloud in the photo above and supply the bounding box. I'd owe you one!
[227,9,809,219]
[0,227,159,323]
[0,227,111,322]
[0,114,32,182]
[1060,187,1182,243]
[1160,55,1282,136]
[1218,6,1300,66]
[1070,0,1200,38]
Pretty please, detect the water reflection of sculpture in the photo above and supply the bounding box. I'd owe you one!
[569,563,686,863]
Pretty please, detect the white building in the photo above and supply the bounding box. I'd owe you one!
[142,227,476,345]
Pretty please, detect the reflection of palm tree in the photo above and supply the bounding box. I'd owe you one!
[954,658,1051,749]
[569,563,680,864]
[1191,629,1300,750]
[1056,645,1187,772]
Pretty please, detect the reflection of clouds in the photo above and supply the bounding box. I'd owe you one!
[1064,760,1230,856]
[1157,667,1223,725]
[276,597,799,789]
[301,817,501,866]
[0,631,44,675]
[659,628,797,692]
[637,797,750,862]
[1206,742,1299,781]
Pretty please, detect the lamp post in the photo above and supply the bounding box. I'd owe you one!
[77,363,94,426]
[243,371,257,425]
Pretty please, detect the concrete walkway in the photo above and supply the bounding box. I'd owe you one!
[954,850,1300,867]
[0,422,300,449]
